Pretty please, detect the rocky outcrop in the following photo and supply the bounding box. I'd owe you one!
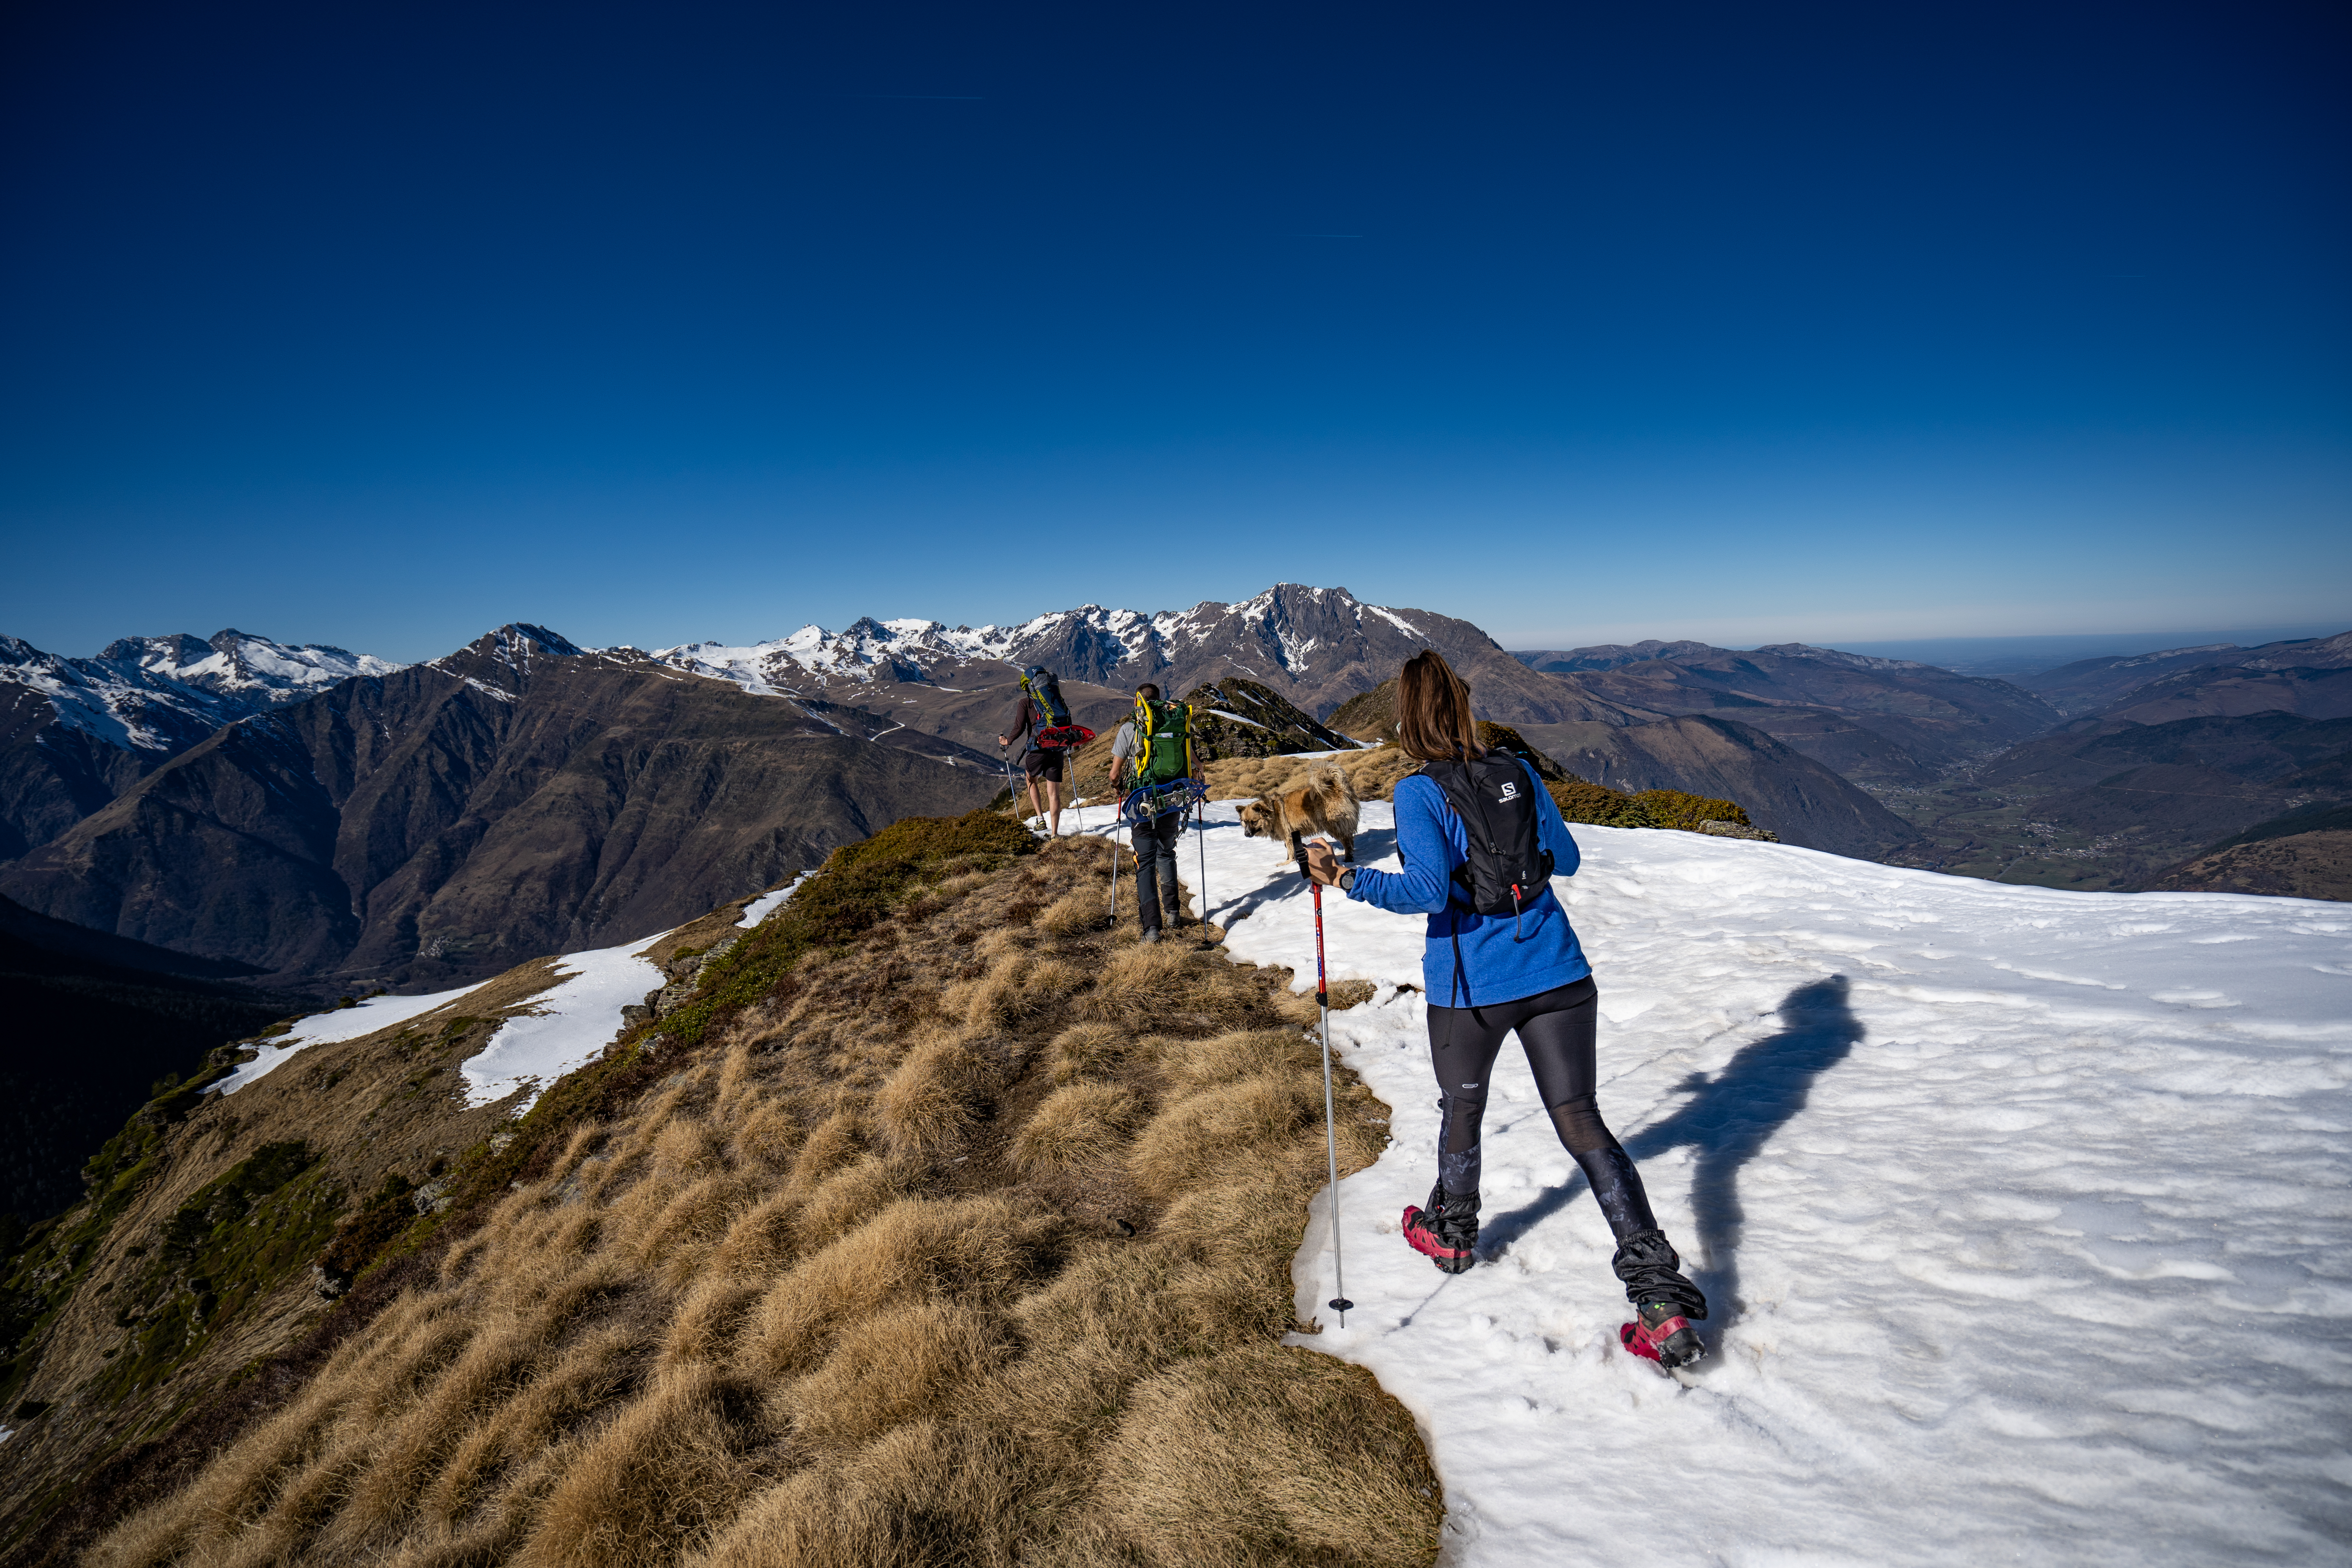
[1182,677,1352,759]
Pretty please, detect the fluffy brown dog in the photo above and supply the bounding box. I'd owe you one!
[1237,763,1361,865]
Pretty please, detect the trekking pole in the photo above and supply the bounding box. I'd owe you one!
[1109,790,1122,918]
[1293,834,1354,1326]
[1195,785,1209,927]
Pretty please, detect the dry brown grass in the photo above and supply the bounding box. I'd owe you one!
[1011,1082,1146,1176]
[88,832,1439,1568]
[1078,941,1254,1026]
[1096,1345,1442,1567]
[1043,1020,1125,1083]
[873,1027,993,1158]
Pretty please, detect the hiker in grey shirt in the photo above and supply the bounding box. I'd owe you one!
[1103,683,1184,942]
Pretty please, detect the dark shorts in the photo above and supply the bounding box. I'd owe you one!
[1022,750,1064,783]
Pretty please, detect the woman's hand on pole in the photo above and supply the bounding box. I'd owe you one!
[1303,840,1346,886]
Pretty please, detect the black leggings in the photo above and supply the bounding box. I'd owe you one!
[1427,976,1658,1240]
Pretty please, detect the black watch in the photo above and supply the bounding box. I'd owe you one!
[1336,868,1357,892]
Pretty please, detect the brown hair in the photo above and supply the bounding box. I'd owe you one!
[1394,650,1485,763]
[1135,683,1161,700]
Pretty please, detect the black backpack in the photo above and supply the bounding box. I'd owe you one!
[1422,754,1554,927]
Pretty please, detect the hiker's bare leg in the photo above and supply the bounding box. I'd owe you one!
[1024,775,1046,828]
[1044,780,1062,837]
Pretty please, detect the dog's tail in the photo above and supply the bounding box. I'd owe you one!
[1304,761,1358,810]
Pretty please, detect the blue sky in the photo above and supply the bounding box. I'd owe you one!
[2,0,2345,662]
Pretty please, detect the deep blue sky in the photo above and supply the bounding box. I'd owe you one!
[3,0,2345,662]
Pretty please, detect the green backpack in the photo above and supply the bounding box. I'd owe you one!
[1132,697,1194,786]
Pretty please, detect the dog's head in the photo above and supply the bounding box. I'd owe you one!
[1236,797,1280,840]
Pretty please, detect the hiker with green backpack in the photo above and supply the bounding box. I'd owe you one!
[1104,682,1196,943]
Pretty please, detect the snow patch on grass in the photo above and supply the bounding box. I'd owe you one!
[212,987,476,1095]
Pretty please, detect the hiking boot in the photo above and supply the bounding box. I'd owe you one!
[1609,1229,1708,1321]
[1619,1301,1706,1369]
[1139,929,1161,945]
[1401,1183,1477,1274]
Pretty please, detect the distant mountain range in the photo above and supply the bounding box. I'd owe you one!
[1513,629,2352,895]
[637,583,1588,725]
[0,626,1003,993]
[3,595,2347,1012]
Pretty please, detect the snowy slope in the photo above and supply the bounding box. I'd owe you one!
[211,987,478,1095]
[213,881,806,1110]
[1081,804,2352,1565]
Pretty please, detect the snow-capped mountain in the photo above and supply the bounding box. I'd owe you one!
[1,629,407,753]
[1,634,247,754]
[646,585,1436,692]
[100,628,405,706]
[635,583,1581,722]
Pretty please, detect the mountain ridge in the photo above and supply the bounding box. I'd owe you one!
[0,626,1000,990]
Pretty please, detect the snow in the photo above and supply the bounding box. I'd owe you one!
[455,874,813,1110]
[456,939,668,1111]
[630,586,1425,695]
[132,633,404,695]
[740,874,810,929]
[212,986,477,1094]
[0,631,403,756]
[212,878,813,1108]
[1087,802,2352,1565]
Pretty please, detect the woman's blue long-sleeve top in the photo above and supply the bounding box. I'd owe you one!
[1342,756,1590,1007]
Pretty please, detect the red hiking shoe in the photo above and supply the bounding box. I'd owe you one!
[1401,1186,1477,1274]
[1618,1301,1706,1369]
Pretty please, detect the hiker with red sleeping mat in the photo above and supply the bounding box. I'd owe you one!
[1300,649,1709,1370]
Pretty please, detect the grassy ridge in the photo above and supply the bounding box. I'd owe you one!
[78,820,1439,1566]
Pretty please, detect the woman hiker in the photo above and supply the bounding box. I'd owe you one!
[1301,649,1710,1368]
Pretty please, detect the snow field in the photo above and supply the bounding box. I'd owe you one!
[455,942,668,1109]
[218,879,809,1110]
[212,986,475,1095]
[461,876,806,1109]
[1096,801,2352,1566]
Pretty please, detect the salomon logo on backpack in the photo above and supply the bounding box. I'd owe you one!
[1422,755,1554,932]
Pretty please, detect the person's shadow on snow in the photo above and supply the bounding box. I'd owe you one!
[1479,975,1863,1325]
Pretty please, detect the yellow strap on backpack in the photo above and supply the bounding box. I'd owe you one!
[1131,695,1198,784]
